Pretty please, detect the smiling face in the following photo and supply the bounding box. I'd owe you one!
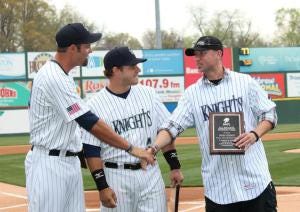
[119,64,141,86]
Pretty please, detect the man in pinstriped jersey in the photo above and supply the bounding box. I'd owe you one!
[25,24,154,212]
[81,46,184,211]
[150,36,277,212]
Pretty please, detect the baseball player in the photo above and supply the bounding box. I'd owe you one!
[81,46,184,211]
[24,24,154,212]
[149,36,278,212]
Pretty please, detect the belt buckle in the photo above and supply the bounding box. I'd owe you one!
[60,150,67,157]
[118,163,124,169]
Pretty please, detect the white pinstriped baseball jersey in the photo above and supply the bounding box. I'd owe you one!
[29,60,89,152]
[81,84,168,212]
[25,60,89,212]
[162,69,277,204]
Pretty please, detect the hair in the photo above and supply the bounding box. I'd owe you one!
[56,44,81,53]
[104,68,113,78]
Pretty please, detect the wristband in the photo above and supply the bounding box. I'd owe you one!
[125,144,133,153]
[250,130,259,142]
[163,149,181,170]
[148,144,159,155]
[91,169,109,191]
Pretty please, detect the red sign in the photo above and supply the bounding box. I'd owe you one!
[250,73,285,99]
[184,48,233,88]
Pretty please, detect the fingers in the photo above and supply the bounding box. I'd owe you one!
[140,159,147,170]
[233,132,256,149]
[100,188,117,208]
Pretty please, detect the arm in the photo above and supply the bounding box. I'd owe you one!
[234,108,277,149]
[76,112,154,164]
[83,144,117,208]
[161,142,184,187]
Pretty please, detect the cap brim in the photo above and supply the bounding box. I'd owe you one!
[128,58,147,65]
[185,48,195,56]
[87,33,102,43]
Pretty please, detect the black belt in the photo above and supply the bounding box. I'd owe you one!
[31,145,79,157]
[104,162,142,170]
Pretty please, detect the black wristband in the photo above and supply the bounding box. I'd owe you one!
[91,169,109,191]
[125,144,133,153]
[163,149,181,170]
[250,130,259,142]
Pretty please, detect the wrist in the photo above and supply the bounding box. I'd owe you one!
[148,144,159,155]
[125,143,133,153]
[250,130,259,142]
[163,149,181,170]
[91,169,109,191]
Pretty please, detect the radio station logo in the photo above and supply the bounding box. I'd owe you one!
[87,56,102,68]
[0,87,17,98]
[253,77,282,96]
[0,56,13,71]
[29,53,53,73]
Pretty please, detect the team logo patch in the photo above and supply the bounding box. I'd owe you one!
[67,103,81,115]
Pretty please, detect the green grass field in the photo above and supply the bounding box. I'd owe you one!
[0,123,299,146]
[1,139,299,189]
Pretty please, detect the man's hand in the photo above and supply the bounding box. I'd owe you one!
[99,187,117,208]
[234,132,257,150]
[130,146,155,165]
[170,169,184,188]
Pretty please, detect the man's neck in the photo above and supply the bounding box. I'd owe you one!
[204,66,224,81]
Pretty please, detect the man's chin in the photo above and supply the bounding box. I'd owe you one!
[81,58,88,67]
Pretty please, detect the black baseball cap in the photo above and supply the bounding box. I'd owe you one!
[104,46,147,70]
[55,23,102,48]
[185,36,223,56]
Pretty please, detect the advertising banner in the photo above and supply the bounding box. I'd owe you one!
[184,48,232,88]
[0,81,31,106]
[139,76,184,102]
[250,73,285,99]
[0,53,26,79]
[27,52,80,78]
[239,47,300,73]
[287,73,300,97]
[0,109,29,134]
[142,49,183,75]
[82,78,108,100]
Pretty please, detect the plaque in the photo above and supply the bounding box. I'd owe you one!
[209,112,245,154]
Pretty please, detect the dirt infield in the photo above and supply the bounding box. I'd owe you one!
[1,182,300,212]
[0,132,299,211]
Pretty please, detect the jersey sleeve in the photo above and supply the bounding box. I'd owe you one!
[46,73,89,122]
[160,91,194,138]
[248,77,276,116]
[80,98,102,147]
[153,89,170,128]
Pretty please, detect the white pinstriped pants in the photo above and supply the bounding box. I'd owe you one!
[25,148,85,212]
[101,163,167,212]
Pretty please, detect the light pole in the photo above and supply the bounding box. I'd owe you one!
[155,0,162,49]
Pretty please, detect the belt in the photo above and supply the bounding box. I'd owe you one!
[104,162,142,170]
[31,145,79,157]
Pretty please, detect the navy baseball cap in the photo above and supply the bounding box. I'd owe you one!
[55,23,102,48]
[104,46,147,70]
[185,36,223,56]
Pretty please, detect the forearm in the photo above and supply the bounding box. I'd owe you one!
[90,119,130,150]
[153,130,173,152]
[253,120,274,138]
[86,157,103,172]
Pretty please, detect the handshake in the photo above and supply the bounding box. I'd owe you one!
[126,144,160,168]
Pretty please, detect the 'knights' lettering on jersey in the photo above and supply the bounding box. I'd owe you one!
[201,95,243,121]
[112,109,152,134]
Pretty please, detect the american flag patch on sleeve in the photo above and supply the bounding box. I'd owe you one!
[67,103,81,115]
